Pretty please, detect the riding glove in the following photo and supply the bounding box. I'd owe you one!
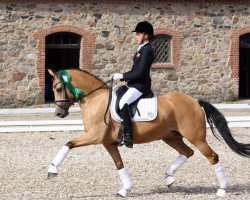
[111,73,123,80]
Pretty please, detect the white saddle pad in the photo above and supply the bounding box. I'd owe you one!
[110,86,158,123]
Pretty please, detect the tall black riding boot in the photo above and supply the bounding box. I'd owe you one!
[116,120,124,146]
[120,104,133,148]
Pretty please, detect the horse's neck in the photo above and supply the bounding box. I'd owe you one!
[69,70,111,129]
[78,89,110,130]
[71,70,106,94]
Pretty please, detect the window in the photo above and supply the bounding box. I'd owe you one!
[46,32,80,49]
[151,34,171,63]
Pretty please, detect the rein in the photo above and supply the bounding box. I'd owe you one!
[104,78,114,125]
[82,80,110,98]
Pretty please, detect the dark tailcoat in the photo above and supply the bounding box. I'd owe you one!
[123,43,154,96]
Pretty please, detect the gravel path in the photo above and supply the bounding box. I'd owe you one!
[0,128,249,200]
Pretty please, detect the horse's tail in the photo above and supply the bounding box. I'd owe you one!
[198,99,250,157]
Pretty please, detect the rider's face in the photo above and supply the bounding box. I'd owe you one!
[135,32,148,45]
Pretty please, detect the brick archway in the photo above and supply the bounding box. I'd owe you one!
[34,25,95,103]
[152,28,182,69]
[230,26,250,98]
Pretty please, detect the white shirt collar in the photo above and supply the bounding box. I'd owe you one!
[137,41,149,52]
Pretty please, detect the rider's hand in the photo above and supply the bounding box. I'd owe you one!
[110,73,123,80]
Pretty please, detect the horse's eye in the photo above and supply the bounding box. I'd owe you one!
[56,88,62,93]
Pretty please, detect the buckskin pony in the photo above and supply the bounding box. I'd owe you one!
[47,69,250,198]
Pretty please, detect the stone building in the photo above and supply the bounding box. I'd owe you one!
[0,0,250,108]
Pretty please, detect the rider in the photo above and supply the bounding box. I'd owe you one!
[111,21,155,148]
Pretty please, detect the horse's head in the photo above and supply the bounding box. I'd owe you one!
[48,69,76,118]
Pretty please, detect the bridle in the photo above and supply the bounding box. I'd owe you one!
[53,81,74,108]
[53,79,113,110]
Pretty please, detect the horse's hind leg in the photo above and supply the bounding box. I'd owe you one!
[192,139,228,197]
[103,144,132,198]
[162,132,194,186]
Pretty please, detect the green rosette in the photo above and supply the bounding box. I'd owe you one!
[57,70,84,100]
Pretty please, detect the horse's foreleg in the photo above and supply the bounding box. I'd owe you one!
[48,133,98,178]
[103,144,132,197]
[162,134,194,186]
[165,155,188,186]
[48,145,70,177]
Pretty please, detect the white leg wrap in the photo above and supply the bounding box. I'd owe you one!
[118,168,132,191]
[213,162,228,190]
[166,155,188,176]
[51,146,70,167]
[117,188,129,197]
[165,176,176,186]
[216,188,226,197]
[48,164,58,174]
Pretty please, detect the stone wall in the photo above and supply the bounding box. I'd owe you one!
[0,1,250,107]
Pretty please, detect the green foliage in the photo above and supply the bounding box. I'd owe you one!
[227,89,236,102]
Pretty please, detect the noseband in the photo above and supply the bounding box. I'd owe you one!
[53,81,75,109]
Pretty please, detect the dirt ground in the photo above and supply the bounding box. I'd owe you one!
[0,127,249,200]
[0,105,250,200]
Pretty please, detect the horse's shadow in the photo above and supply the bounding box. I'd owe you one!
[130,184,249,197]
[70,184,249,199]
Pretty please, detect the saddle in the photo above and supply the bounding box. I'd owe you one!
[110,85,158,123]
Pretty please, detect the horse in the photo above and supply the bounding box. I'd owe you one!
[47,68,250,198]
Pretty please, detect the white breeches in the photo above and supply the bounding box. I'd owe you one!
[119,87,142,109]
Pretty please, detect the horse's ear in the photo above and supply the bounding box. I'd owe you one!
[47,68,56,77]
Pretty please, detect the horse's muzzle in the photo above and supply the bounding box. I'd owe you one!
[55,107,69,118]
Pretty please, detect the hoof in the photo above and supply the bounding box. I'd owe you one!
[47,172,58,179]
[166,175,175,187]
[116,193,125,198]
[216,188,226,197]
[117,188,129,198]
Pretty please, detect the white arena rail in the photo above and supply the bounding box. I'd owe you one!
[0,117,250,132]
[0,120,84,132]
[0,104,249,132]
